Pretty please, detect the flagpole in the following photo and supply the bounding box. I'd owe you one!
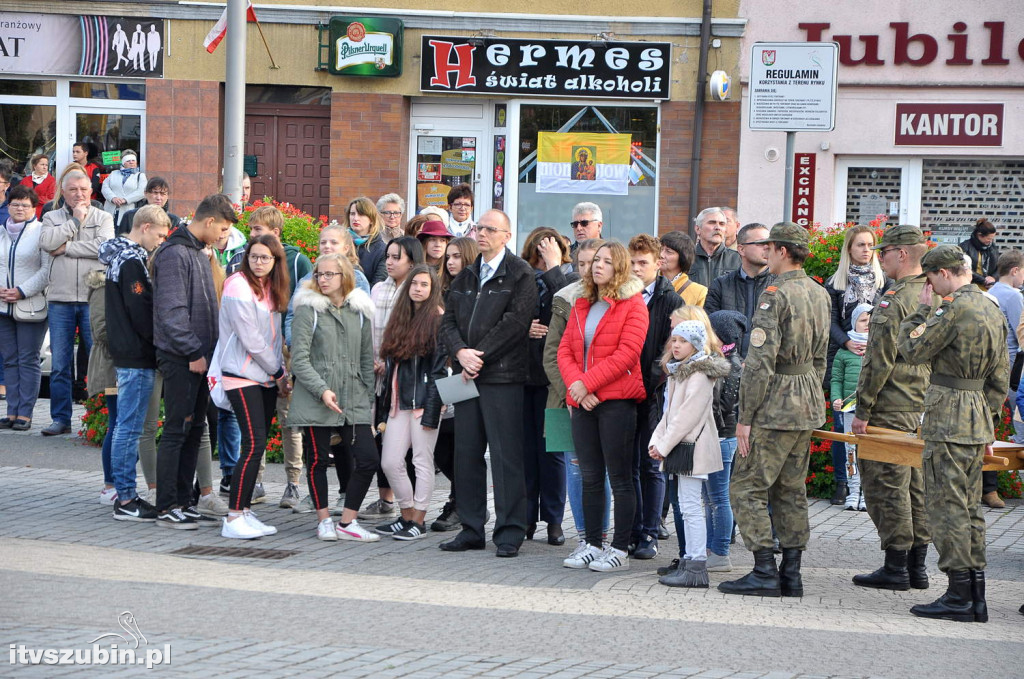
[253,18,279,69]
[222,0,247,206]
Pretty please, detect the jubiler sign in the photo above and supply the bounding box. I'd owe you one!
[420,36,671,100]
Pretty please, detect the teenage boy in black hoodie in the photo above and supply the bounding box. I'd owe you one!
[101,205,170,522]
[151,194,236,529]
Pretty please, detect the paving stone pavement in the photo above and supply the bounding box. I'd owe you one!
[2,411,1024,678]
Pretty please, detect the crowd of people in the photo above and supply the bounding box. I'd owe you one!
[0,149,1018,622]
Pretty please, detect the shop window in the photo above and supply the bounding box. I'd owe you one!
[517,104,658,248]
[0,104,57,175]
[844,167,902,227]
[246,86,332,106]
[0,81,56,97]
[70,82,146,100]
[76,113,143,166]
[921,159,1024,247]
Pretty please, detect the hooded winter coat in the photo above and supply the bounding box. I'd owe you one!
[287,284,375,427]
[557,276,649,406]
[649,354,729,476]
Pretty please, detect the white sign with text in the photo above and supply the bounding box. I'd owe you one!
[748,42,838,131]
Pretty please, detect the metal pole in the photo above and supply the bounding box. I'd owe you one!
[782,131,795,222]
[686,0,713,234]
[222,0,247,205]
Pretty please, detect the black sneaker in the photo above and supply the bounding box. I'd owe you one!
[634,535,659,560]
[181,505,219,525]
[156,507,199,530]
[113,497,158,522]
[431,501,460,532]
[657,558,681,576]
[375,517,407,536]
[219,476,232,496]
[394,521,427,541]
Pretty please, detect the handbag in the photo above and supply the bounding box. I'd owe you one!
[662,422,706,477]
[13,294,47,322]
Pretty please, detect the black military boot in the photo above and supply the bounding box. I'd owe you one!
[779,548,803,597]
[910,570,974,622]
[907,544,930,589]
[970,570,988,623]
[718,548,781,597]
[852,548,910,590]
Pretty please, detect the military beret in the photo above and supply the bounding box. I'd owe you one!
[921,244,966,273]
[873,224,926,250]
[746,221,809,247]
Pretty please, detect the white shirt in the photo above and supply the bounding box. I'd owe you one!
[643,280,656,305]
[479,248,506,287]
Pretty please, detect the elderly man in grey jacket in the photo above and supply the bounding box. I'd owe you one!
[39,170,114,436]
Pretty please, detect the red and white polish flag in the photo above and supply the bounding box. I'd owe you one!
[204,1,258,54]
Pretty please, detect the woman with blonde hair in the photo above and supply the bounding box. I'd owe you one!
[557,241,648,572]
[347,196,388,285]
[824,224,886,504]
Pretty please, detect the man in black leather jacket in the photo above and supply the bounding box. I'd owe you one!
[705,223,775,357]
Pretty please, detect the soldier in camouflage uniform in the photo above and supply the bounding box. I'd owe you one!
[898,244,1009,623]
[849,225,933,591]
[719,222,830,598]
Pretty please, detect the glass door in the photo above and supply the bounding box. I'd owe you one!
[413,133,481,214]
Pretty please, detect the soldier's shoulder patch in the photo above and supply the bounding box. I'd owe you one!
[879,300,890,308]
[764,285,778,294]
[909,323,927,339]
[935,307,945,316]
[759,302,770,310]
[750,327,768,347]
[884,289,897,296]
[942,295,954,302]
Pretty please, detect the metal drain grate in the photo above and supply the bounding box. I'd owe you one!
[170,545,298,560]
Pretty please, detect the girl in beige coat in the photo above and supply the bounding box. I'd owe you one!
[649,320,728,588]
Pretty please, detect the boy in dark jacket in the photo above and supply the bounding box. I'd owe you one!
[151,194,236,528]
[101,205,170,522]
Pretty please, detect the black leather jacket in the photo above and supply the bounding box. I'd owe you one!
[381,346,448,429]
[704,267,776,356]
[439,249,535,384]
[959,236,999,287]
[713,350,742,438]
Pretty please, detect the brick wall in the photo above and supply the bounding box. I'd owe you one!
[145,79,222,217]
[657,100,740,235]
[329,93,409,218]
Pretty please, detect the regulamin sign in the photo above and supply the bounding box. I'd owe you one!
[420,36,671,99]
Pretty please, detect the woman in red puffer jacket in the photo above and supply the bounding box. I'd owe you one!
[557,241,648,572]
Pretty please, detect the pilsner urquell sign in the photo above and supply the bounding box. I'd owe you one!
[328,17,403,77]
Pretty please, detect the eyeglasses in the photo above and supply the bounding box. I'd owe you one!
[380,210,402,217]
[451,201,472,209]
[8,203,33,210]
[878,247,900,257]
[570,219,596,229]
[477,225,508,236]
[248,255,274,263]
[313,271,340,281]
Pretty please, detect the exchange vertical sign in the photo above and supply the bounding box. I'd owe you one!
[792,153,816,226]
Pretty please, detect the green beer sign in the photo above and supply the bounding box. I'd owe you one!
[328,17,403,77]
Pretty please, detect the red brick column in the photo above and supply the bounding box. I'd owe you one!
[330,93,409,218]
[145,78,222,217]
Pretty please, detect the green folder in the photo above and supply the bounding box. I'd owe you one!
[544,408,574,452]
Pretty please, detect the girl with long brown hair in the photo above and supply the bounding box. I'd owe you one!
[441,236,479,297]
[374,265,448,539]
[215,234,290,539]
[347,196,388,284]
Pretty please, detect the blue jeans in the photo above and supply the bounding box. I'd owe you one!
[218,407,241,476]
[48,302,92,425]
[111,367,156,501]
[565,452,610,535]
[703,437,736,556]
[831,407,848,485]
[0,315,47,418]
[100,394,118,486]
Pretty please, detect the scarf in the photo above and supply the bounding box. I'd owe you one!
[847,330,869,345]
[534,263,572,303]
[31,173,47,184]
[98,236,149,283]
[350,229,368,246]
[5,217,29,237]
[843,264,877,306]
[119,166,138,181]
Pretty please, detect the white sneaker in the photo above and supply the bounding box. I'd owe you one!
[99,487,118,506]
[589,546,629,572]
[197,492,229,517]
[563,541,603,569]
[243,510,277,536]
[335,519,380,542]
[316,518,338,541]
[222,515,263,539]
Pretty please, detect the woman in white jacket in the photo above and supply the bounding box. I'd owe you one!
[101,150,146,225]
[214,234,290,539]
[649,320,728,588]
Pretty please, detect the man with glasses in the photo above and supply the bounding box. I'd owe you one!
[116,177,181,236]
[848,225,934,593]
[569,202,603,258]
[39,171,115,436]
[439,209,534,557]
[705,223,775,357]
[376,193,406,240]
[446,184,476,238]
[690,207,741,287]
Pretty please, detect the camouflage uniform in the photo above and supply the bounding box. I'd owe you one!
[854,271,933,551]
[733,260,830,552]
[898,261,1009,573]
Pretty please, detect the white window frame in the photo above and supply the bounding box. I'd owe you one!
[834,156,922,226]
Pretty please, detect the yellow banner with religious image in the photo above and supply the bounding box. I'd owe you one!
[537,132,631,195]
